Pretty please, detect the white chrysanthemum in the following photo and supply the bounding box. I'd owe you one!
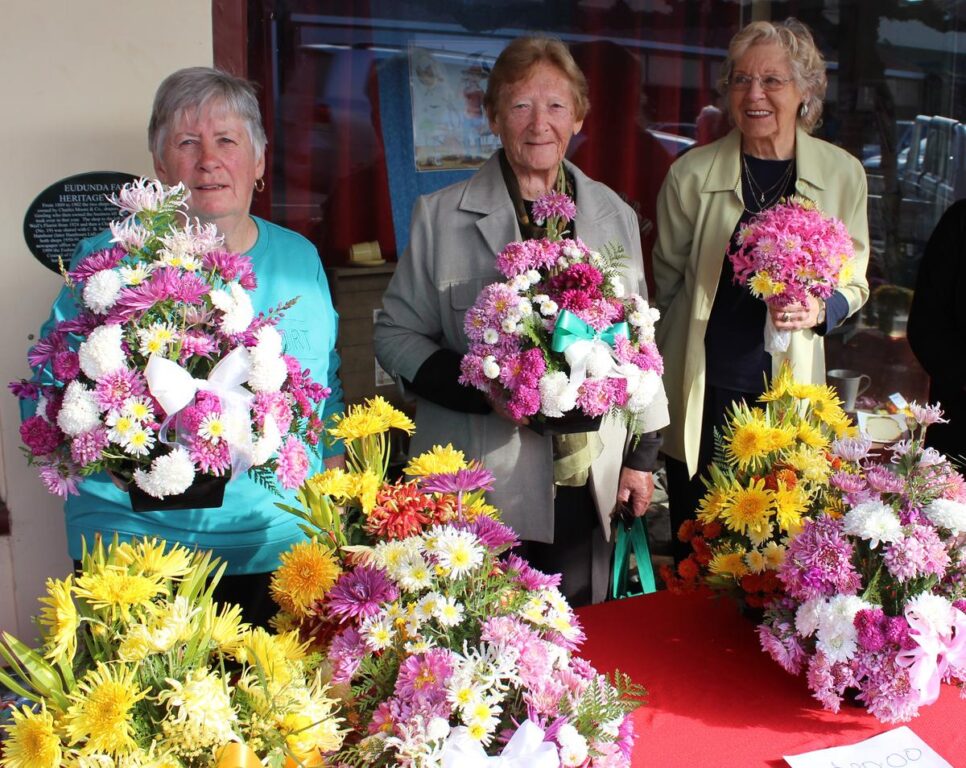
[106,410,136,443]
[373,540,411,578]
[561,244,581,260]
[540,299,559,317]
[132,446,196,498]
[538,371,570,418]
[78,323,126,380]
[250,413,281,466]
[517,298,533,317]
[924,498,966,535]
[557,723,589,767]
[905,593,956,635]
[815,594,871,663]
[249,355,288,393]
[158,668,238,753]
[253,324,283,357]
[82,269,123,314]
[159,221,221,264]
[626,370,661,414]
[509,274,530,293]
[427,717,451,742]
[121,425,156,457]
[109,218,151,251]
[500,317,520,334]
[434,530,484,578]
[136,322,177,356]
[608,275,626,299]
[434,596,464,628]
[110,177,184,215]
[795,597,826,638]
[118,262,154,286]
[482,356,500,379]
[209,283,254,335]
[843,500,903,549]
[56,380,101,436]
[482,328,499,345]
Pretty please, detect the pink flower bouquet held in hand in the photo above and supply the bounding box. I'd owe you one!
[728,195,855,353]
[459,192,663,434]
[11,178,329,502]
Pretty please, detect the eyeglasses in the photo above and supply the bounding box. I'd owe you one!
[728,74,794,92]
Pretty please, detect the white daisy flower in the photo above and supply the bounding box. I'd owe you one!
[360,615,395,651]
[434,530,484,578]
[118,262,154,285]
[434,596,464,627]
[416,592,443,622]
[198,414,226,444]
[122,425,156,457]
[398,554,432,592]
[136,322,177,356]
[82,269,123,314]
[122,396,155,423]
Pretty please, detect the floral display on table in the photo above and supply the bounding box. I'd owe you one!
[660,364,856,610]
[271,396,645,767]
[0,536,344,767]
[458,191,663,434]
[729,195,855,354]
[10,178,329,503]
[758,403,966,722]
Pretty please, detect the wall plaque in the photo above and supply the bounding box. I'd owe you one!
[23,171,138,273]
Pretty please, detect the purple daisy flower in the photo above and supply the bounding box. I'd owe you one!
[394,649,454,705]
[506,554,562,590]
[420,464,495,495]
[326,566,399,624]
[328,626,366,685]
[456,515,519,551]
[27,332,67,369]
[38,462,81,497]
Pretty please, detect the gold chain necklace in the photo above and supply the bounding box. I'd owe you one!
[741,154,795,211]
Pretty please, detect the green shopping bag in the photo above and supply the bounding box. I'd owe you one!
[610,515,657,599]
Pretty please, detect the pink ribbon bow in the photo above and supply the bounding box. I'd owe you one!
[897,603,966,706]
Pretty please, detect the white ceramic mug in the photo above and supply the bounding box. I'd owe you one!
[827,368,871,411]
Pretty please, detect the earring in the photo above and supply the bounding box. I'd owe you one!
[799,102,809,118]
[254,177,265,193]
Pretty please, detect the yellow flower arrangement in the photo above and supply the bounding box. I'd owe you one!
[0,536,344,768]
[661,363,857,609]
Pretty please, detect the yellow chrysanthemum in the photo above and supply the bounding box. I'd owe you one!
[708,551,749,578]
[112,538,193,580]
[0,704,62,768]
[744,549,767,574]
[306,467,354,501]
[783,445,831,484]
[773,481,808,535]
[838,259,855,284]
[719,478,773,537]
[351,469,382,514]
[270,540,342,616]
[463,497,499,521]
[762,541,786,569]
[726,419,773,471]
[278,680,345,762]
[758,363,795,403]
[327,408,385,442]
[764,424,797,453]
[235,629,308,690]
[795,420,829,449]
[73,567,165,623]
[203,602,249,656]
[65,663,148,757]
[38,575,79,662]
[404,444,468,477]
[749,271,784,299]
[696,486,729,523]
[366,396,415,433]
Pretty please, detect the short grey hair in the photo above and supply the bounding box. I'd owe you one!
[148,67,268,160]
[717,18,827,133]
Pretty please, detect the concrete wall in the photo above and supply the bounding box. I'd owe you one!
[0,2,212,638]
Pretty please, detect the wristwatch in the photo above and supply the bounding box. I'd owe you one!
[814,303,826,328]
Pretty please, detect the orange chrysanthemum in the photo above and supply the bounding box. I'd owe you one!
[365,481,436,540]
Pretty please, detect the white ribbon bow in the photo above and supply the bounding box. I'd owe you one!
[764,313,791,355]
[896,605,966,706]
[144,347,255,478]
[440,720,560,768]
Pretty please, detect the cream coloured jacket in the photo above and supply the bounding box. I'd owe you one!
[653,127,869,477]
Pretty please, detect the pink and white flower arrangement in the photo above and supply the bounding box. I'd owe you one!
[459,192,663,432]
[758,404,966,722]
[729,195,855,353]
[11,178,329,500]
[271,400,645,767]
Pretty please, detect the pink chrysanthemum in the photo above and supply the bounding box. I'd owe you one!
[254,391,294,434]
[203,250,257,289]
[69,247,126,282]
[38,462,81,497]
[51,350,81,382]
[276,434,309,489]
[94,368,145,411]
[532,191,577,224]
[394,649,453,706]
[70,427,110,466]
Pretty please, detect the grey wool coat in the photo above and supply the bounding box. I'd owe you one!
[374,152,669,548]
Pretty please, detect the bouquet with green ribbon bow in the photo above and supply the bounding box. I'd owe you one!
[459,192,664,433]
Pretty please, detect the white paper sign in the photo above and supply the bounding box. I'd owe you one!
[784,727,953,768]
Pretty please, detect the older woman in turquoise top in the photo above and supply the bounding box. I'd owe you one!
[32,68,344,627]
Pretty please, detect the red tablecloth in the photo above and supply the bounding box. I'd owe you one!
[576,591,966,767]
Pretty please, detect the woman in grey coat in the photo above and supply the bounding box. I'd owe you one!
[374,36,669,605]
